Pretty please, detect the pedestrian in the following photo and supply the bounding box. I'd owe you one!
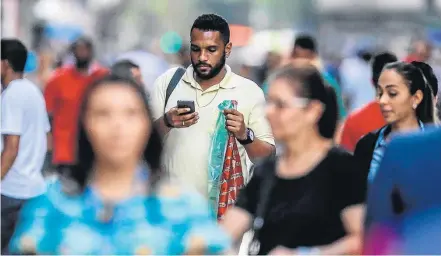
[222,65,366,255]
[44,36,108,170]
[150,14,275,212]
[8,75,231,255]
[1,39,50,253]
[354,61,437,185]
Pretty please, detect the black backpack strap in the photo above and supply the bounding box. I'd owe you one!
[164,67,186,112]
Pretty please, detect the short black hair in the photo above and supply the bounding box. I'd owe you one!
[65,75,163,192]
[371,52,398,85]
[1,38,28,72]
[271,65,339,139]
[70,36,94,52]
[294,34,317,53]
[111,60,140,81]
[191,14,230,44]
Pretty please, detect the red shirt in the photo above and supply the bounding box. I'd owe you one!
[45,65,108,164]
[340,101,386,152]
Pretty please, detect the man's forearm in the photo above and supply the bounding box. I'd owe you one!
[154,116,172,137]
[243,139,275,160]
[1,150,17,179]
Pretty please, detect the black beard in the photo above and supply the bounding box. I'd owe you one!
[75,59,91,69]
[192,53,226,80]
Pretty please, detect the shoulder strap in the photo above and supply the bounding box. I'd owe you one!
[248,157,277,254]
[164,67,186,112]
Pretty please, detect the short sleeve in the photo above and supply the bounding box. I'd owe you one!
[248,89,274,146]
[44,75,59,115]
[181,190,231,254]
[150,69,175,121]
[8,195,54,254]
[332,149,367,209]
[1,89,25,135]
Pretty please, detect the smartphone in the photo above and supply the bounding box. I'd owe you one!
[177,100,195,115]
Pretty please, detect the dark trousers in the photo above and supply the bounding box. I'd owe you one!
[1,195,26,254]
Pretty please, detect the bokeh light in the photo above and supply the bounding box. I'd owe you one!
[25,51,38,73]
[160,31,183,54]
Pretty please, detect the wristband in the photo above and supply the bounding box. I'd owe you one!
[163,113,174,128]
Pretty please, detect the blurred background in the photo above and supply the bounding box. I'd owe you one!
[2,0,441,94]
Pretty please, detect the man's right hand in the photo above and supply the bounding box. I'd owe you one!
[165,107,199,128]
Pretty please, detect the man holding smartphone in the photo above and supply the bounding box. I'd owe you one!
[151,14,275,197]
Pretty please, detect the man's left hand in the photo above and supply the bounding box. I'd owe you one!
[224,109,247,140]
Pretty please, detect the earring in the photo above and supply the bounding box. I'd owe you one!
[413,103,417,109]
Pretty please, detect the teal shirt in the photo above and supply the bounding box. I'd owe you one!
[9,179,231,255]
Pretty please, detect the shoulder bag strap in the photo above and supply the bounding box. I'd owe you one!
[164,67,186,112]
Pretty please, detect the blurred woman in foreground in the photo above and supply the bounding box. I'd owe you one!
[9,75,230,255]
[222,65,366,255]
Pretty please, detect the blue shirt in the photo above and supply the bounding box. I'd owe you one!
[9,178,230,254]
[368,122,424,183]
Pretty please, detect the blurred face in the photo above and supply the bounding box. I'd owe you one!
[377,69,423,124]
[130,67,143,85]
[190,29,232,80]
[73,42,93,69]
[415,42,432,62]
[84,83,150,166]
[292,46,314,60]
[266,78,321,141]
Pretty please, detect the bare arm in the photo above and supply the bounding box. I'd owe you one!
[1,135,20,179]
[244,140,275,160]
[221,207,253,249]
[154,116,173,137]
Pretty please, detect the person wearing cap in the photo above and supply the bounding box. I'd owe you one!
[44,37,108,168]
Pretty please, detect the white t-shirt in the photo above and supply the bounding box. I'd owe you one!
[1,79,50,199]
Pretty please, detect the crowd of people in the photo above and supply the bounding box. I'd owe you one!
[1,13,440,255]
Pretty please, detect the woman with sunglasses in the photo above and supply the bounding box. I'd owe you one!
[8,75,230,255]
[222,65,366,255]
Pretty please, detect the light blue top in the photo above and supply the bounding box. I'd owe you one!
[368,121,424,183]
[9,170,230,255]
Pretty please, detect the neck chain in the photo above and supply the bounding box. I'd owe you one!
[194,72,221,108]
[196,87,220,108]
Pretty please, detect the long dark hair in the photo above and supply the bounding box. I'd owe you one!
[271,65,339,139]
[383,61,435,124]
[63,75,163,192]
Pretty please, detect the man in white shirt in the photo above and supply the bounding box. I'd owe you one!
[1,39,50,252]
[151,14,275,201]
